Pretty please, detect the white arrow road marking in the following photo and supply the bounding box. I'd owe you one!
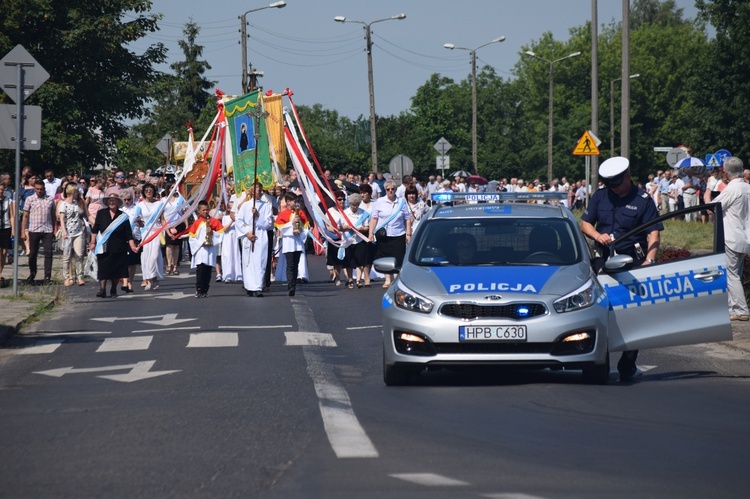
[16,339,64,354]
[34,360,180,382]
[119,291,194,300]
[284,331,337,347]
[138,313,196,326]
[291,300,377,458]
[187,332,238,348]
[639,365,657,373]
[131,326,201,334]
[39,331,111,337]
[390,473,468,487]
[92,313,196,326]
[98,361,180,382]
[97,336,153,352]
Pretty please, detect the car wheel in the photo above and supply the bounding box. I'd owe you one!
[383,360,411,386]
[582,352,610,385]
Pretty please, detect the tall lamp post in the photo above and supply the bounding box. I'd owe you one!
[334,13,406,174]
[443,36,506,175]
[240,1,286,94]
[609,73,639,157]
[524,50,581,183]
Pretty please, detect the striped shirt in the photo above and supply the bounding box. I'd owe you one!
[24,195,56,233]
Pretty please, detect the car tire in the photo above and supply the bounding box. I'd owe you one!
[582,351,610,385]
[383,361,411,386]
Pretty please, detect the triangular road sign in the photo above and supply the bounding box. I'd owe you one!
[572,130,600,156]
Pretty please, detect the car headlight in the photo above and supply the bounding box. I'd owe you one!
[394,283,434,314]
[553,279,601,313]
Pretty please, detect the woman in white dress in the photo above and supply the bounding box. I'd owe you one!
[136,183,164,290]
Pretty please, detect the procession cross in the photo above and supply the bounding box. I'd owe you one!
[245,104,268,252]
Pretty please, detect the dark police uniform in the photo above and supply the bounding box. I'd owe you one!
[582,185,663,265]
[581,157,663,382]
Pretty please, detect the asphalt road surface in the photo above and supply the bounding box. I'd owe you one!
[1,254,749,498]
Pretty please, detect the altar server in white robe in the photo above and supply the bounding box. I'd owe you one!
[235,182,272,297]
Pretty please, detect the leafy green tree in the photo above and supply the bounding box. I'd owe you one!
[114,21,216,172]
[0,0,166,173]
[693,0,750,158]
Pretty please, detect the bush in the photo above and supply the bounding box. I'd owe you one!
[656,246,691,263]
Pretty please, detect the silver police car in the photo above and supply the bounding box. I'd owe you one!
[375,193,732,385]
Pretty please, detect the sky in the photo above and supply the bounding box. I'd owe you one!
[130,0,700,120]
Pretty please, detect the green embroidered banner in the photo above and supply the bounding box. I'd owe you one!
[224,90,273,191]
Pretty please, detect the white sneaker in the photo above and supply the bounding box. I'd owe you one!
[215,274,222,282]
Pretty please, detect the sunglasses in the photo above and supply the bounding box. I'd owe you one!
[115,174,125,178]
[336,198,345,201]
[385,187,396,192]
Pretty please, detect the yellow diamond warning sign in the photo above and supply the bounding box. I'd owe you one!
[572,130,600,156]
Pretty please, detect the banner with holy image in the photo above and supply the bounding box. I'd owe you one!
[224,90,273,191]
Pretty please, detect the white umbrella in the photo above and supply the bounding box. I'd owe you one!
[452,170,471,178]
[676,156,706,176]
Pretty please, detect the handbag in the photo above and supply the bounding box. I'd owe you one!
[376,227,387,239]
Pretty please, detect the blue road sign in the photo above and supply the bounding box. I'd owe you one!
[715,149,732,166]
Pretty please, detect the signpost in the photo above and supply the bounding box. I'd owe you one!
[388,154,413,185]
[0,45,49,296]
[665,147,688,168]
[434,137,451,177]
[572,130,601,207]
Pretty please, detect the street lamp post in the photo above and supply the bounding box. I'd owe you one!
[443,36,506,175]
[609,74,639,157]
[334,13,406,174]
[240,1,286,95]
[524,50,581,183]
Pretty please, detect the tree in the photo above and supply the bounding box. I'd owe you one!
[693,0,750,158]
[0,0,166,173]
[114,21,217,171]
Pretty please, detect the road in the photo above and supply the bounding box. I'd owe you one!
[1,254,749,498]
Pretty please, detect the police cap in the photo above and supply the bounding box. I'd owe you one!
[599,156,629,178]
[599,156,629,188]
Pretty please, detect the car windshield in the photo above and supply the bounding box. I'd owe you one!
[411,218,580,266]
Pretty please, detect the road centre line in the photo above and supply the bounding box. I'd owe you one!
[131,326,201,334]
[291,298,378,459]
[345,325,382,330]
[39,331,112,336]
[218,325,292,329]
[389,473,468,487]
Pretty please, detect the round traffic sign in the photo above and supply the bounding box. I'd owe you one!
[665,147,688,168]
[389,155,413,183]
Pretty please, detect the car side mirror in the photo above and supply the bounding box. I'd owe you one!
[373,257,399,274]
[604,253,634,271]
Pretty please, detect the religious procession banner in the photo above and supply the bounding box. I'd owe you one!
[224,90,273,191]
[263,92,287,174]
[173,140,215,162]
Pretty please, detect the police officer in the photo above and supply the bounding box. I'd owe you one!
[581,156,663,382]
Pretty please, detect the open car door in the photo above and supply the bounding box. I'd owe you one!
[596,203,733,351]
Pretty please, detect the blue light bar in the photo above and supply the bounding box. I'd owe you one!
[430,192,568,203]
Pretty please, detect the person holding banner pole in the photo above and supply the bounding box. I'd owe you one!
[235,181,273,297]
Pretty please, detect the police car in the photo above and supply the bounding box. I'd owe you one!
[375,192,732,385]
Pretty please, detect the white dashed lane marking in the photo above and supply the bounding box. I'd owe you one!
[284,331,337,347]
[187,332,239,348]
[97,336,153,352]
[15,339,64,354]
[389,473,468,487]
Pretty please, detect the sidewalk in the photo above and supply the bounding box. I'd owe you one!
[0,251,749,353]
[0,250,66,345]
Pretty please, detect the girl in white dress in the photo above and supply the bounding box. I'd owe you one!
[136,183,164,290]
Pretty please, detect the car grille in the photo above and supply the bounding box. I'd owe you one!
[439,303,547,320]
[433,342,554,354]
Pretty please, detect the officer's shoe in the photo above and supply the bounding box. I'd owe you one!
[617,358,639,382]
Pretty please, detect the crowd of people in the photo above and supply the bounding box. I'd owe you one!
[0,160,747,308]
